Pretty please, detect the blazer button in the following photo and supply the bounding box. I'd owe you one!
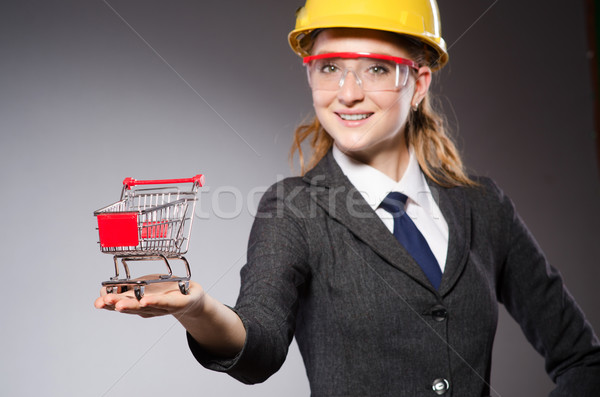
[431,305,448,322]
[432,378,450,395]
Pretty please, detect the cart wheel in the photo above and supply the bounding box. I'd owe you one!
[178,281,190,295]
[134,286,145,300]
[106,286,114,294]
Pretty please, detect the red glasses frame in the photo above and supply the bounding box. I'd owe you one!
[303,52,420,71]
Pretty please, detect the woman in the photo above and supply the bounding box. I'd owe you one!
[95,0,600,395]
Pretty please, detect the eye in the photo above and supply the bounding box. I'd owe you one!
[318,63,340,74]
[367,64,390,75]
[311,59,342,74]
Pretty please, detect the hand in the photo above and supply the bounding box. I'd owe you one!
[94,275,206,319]
[94,275,246,356]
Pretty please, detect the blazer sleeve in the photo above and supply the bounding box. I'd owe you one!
[187,179,311,384]
[487,179,600,396]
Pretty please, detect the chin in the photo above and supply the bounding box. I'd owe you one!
[333,138,366,154]
[334,142,376,161]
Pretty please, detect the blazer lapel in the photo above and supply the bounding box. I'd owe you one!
[304,152,436,291]
[429,180,472,296]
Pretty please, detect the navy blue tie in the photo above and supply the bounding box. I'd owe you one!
[379,192,442,289]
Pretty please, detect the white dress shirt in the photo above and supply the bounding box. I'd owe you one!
[332,145,449,271]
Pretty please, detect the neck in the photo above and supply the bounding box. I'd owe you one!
[341,136,410,182]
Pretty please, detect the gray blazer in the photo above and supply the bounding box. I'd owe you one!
[188,151,600,396]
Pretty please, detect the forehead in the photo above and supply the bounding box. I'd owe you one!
[311,28,410,58]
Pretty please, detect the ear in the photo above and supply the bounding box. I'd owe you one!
[411,66,432,108]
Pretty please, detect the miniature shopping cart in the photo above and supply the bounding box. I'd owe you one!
[94,175,204,300]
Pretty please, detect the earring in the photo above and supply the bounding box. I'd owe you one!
[412,102,419,111]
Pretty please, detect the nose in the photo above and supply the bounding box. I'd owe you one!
[337,69,365,105]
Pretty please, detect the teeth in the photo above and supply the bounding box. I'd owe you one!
[339,113,370,121]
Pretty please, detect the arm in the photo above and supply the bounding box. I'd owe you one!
[95,178,311,382]
[485,179,600,396]
[186,179,311,384]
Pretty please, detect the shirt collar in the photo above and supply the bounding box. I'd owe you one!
[332,144,433,212]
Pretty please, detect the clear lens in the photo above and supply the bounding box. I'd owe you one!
[306,57,409,91]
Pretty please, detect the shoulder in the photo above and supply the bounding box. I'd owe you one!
[260,177,310,204]
[256,176,314,215]
[458,175,515,215]
[434,175,519,234]
[262,176,309,194]
[248,177,313,260]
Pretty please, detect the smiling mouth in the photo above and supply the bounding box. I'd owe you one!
[337,113,373,121]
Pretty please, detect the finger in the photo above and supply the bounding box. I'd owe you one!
[94,295,110,309]
[103,291,130,305]
[96,291,126,309]
[139,290,186,307]
[113,294,145,311]
[115,302,172,317]
[130,308,173,317]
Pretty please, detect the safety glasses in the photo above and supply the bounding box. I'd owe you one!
[303,52,420,92]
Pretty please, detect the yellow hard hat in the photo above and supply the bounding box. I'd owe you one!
[288,0,448,69]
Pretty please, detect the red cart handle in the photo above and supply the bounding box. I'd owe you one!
[122,174,204,190]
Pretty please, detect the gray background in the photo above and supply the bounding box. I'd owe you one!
[1,0,598,396]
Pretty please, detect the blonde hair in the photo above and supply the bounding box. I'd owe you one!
[289,32,476,187]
